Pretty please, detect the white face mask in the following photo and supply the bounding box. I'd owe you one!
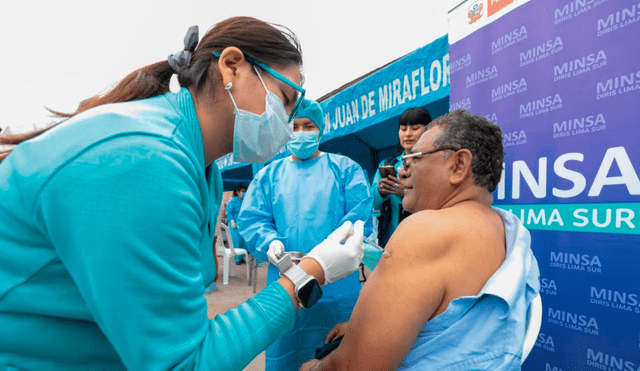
[226,66,293,163]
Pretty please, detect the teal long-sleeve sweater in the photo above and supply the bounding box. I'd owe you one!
[0,88,294,371]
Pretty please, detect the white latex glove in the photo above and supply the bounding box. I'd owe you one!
[267,240,285,266]
[305,220,365,284]
[230,220,237,229]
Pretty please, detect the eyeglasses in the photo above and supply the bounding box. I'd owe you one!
[401,146,460,171]
[213,52,305,123]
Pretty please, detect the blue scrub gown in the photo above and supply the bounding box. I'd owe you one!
[238,153,373,371]
[225,196,246,263]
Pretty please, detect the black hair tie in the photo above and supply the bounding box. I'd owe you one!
[168,25,199,71]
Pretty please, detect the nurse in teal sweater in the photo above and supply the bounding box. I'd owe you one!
[0,18,365,371]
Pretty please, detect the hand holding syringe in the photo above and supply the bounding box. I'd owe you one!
[363,236,391,258]
[340,224,391,258]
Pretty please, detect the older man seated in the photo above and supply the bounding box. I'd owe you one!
[301,109,540,371]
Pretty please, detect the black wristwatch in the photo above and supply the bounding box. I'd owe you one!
[274,253,323,308]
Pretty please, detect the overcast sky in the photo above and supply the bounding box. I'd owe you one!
[1,0,459,130]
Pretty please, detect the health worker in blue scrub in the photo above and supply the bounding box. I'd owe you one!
[0,18,366,371]
[239,99,374,371]
[226,184,248,264]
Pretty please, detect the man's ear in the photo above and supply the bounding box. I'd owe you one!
[449,149,473,186]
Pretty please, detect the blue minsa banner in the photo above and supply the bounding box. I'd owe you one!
[449,0,640,370]
[319,35,450,142]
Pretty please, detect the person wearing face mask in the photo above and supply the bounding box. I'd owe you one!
[225,184,248,264]
[371,107,432,248]
[0,19,367,371]
[238,99,374,371]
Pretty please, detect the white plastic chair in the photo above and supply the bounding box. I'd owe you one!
[216,223,251,285]
[521,294,543,364]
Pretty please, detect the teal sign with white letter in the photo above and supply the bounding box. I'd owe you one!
[319,35,449,142]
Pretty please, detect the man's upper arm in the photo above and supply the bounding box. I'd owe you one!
[324,214,453,370]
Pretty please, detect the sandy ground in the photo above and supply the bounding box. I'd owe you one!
[204,259,371,371]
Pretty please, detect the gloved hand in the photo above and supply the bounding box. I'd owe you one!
[267,240,285,266]
[305,220,365,284]
[230,220,237,229]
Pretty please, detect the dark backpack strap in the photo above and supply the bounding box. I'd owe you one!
[377,198,393,247]
[376,154,412,246]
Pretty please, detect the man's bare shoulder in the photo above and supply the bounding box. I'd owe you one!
[381,202,506,316]
[385,203,504,262]
[382,210,449,266]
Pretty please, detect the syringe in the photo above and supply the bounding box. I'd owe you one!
[363,236,391,257]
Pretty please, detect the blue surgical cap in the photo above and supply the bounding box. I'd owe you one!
[295,99,325,134]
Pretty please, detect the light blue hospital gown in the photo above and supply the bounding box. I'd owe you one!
[225,196,246,262]
[238,152,373,371]
[397,208,541,370]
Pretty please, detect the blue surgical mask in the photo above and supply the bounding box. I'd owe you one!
[226,66,293,163]
[288,130,320,160]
